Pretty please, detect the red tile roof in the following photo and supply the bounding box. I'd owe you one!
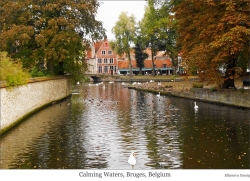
[95,41,102,53]
[86,49,92,58]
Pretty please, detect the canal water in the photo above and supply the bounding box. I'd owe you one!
[0,83,249,169]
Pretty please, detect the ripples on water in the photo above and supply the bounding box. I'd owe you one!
[0,83,249,169]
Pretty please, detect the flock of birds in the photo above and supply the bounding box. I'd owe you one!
[127,103,198,168]
[127,84,198,168]
[81,80,199,168]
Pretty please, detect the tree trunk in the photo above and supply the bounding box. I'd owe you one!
[47,59,54,75]
[128,51,132,77]
[172,66,176,75]
[222,56,236,89]
[151,51,155,77]
[139,68,142,75]
[172,56,178,75]
[222,78,235,88]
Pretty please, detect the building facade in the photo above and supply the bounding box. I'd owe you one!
[118,48,173,75]
[85,39,118,75]
[85,39,173,75]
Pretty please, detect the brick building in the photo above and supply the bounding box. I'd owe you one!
[85,39,173,75]
[117,48,173,75]
[85,38,118,75]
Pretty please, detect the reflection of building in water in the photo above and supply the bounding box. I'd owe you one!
[141,93,182,168]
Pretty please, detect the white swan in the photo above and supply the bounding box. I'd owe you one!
[194,101,198,109]
[157,92,160,97]
[128,152,136,166]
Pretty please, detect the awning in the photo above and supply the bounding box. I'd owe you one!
[118,68,147,72]
[159,68,173,70]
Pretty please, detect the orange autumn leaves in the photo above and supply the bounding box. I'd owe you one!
[173,0,249,87]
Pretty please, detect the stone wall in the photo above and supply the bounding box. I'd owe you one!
[172,88,250,109]
[0,77,71,134]
[128,86,250,109]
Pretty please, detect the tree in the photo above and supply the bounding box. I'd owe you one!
[134,37,149,75]
[173,0,250,88]
[140,0,173,76]
[0,0,105,81]
[110,11,136,76]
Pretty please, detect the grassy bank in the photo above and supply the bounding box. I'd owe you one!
[105,75,245,91]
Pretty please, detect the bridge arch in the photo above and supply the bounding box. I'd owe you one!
[90,76,102,82]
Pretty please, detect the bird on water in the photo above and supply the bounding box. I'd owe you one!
[128,152,136,168]
[194,101,198,109]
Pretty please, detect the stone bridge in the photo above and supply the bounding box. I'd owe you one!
[87,74,102,82]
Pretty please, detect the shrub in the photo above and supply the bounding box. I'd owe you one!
[210,87,218,92]
[165,85,173,88]
[238,87,245,93]
[0,52,30,86]
[192,82,204,88]
[30,67,46,77]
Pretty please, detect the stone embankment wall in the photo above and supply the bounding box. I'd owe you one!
[0,77,71,134]
[128,86,250,109]
[172,88,250,109]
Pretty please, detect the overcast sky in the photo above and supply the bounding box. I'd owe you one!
[96,0,147,40]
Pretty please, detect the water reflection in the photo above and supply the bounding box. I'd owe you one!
[0,83,249,169]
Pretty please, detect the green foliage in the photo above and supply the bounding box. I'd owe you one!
[111,11,136,76]
[30,67,51,77]
[171,74,179,79]
[210,87,218,92]
[133,37,149,74]
[0,52,30,86]
[192,82,204,88]
[238,87,245,93]
[140,0,176,75]
[0,0,106,81]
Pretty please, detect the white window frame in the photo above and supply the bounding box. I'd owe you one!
[98,66,102,73]
[104,66,108,73]
[104,58,108,63]
[108,50,112,55]
[109,58,114,64]
[101,50,106,55]
[98,58,102,63]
